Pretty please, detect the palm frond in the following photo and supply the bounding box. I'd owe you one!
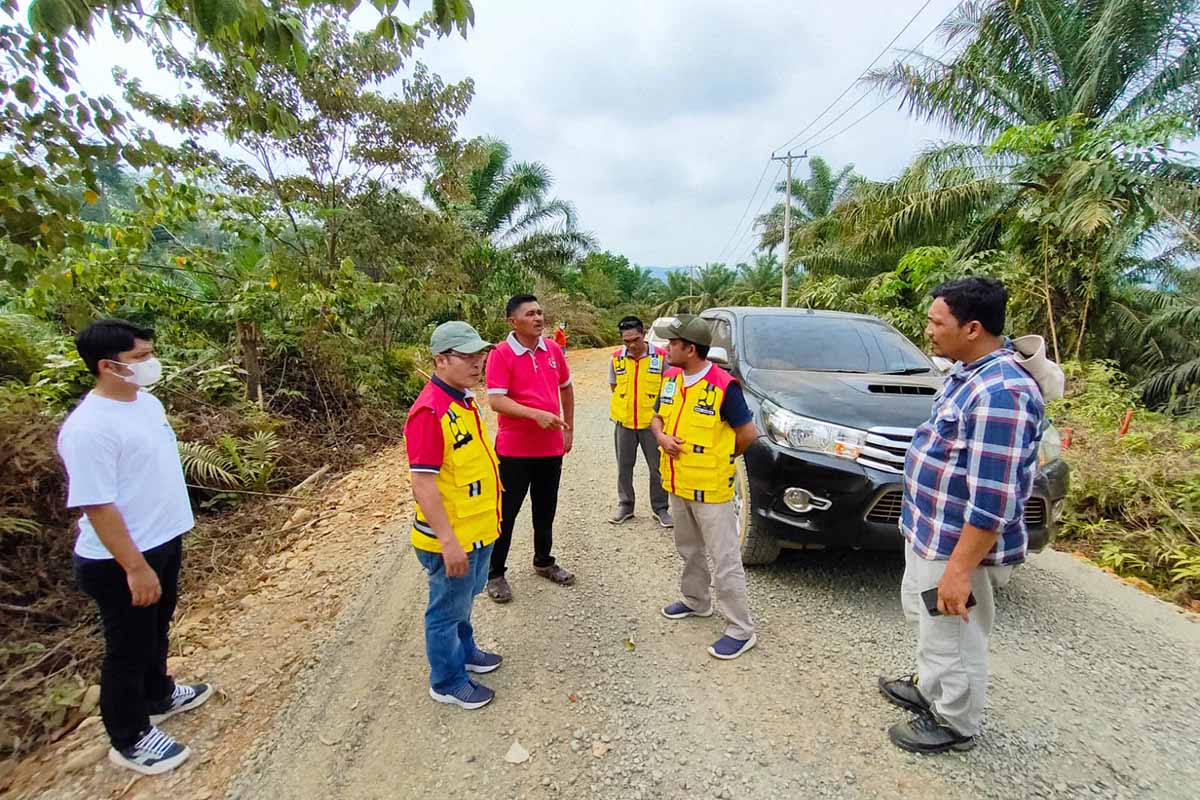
[178,441,239,487]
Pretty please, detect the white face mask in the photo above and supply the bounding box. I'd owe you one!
[114,357,163,387]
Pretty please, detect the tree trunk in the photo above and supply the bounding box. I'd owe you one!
[1042,233,1062,363]
[236,320,263,406]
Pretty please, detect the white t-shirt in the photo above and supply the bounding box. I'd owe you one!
[57,391,194,559]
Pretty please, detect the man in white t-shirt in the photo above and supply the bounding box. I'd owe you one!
[58,319,213,775]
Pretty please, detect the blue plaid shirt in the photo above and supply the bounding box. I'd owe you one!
[901,344,1045,566]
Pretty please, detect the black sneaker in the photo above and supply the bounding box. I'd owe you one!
[429,680,495,710]
[878,674,930,714]
[108,727,190,775]
[888,711,975,754]
[150,683,214,724]
[465,650,503,674]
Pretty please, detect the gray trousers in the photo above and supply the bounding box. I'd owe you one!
[671,495,755,640]
[900,541,1013,736]
[614,424,669,515]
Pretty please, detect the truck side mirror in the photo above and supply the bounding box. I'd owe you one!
[709,346,730,366]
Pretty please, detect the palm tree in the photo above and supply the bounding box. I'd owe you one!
[730,254,782,306]
[865,0,1200,139]
[427,138,596,282]
[843,1,1200,364]
[621,265,665,304]
[756,157,857,255]
[655,264,737,315]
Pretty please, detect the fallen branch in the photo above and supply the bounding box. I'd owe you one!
[289,464,332,495]
[0,630,79,692]
[186,483,307,500]
[0,602,71,624]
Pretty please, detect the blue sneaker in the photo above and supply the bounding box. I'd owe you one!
[150,683,213,724]
[707,634,758,660]
[108,726,190,775]
[429,680,495,710]
[466,650,503,674]
[661,601,713,620]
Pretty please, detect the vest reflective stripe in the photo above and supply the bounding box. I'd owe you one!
[410,400,502,553]
[609,346,665,430]
[657,365,738,503]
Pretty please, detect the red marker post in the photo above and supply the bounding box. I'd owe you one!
[1118,409,1134,437]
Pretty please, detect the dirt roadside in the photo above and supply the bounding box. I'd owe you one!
[2,445,415,800]
[7,347,1200,800]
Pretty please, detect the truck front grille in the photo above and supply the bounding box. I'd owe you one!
[855,427,915,474]
[865,491,1049,527]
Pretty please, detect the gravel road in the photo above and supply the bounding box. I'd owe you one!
[229,348,1200,800]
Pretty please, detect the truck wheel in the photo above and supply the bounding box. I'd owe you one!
[734,457,781,565]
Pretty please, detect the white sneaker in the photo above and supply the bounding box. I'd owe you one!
[108,726,190,775]
[149,683,213,724]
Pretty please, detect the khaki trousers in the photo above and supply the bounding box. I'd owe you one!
[671,494,755,640]
[900,540,1014,736]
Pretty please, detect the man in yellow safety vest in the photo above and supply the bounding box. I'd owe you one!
[651,315,760,660]
[405,321,504,709]
[608,316,671,528]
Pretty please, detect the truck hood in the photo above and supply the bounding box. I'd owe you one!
[742,368,944,431]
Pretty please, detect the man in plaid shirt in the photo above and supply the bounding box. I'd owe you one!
[880,278,1045,754]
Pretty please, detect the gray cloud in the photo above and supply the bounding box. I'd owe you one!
[419,0,965,266]
[70,0,966,267]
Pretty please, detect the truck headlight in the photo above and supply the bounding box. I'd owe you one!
[1039,423,1063,466]
[761,400,867,461]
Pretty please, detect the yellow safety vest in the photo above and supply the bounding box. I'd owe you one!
[411,398,502,554]
[657,365,738,503]
[609,345,666,430]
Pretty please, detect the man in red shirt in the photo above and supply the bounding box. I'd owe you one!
[484,294,576,602]
[404,321,503,709]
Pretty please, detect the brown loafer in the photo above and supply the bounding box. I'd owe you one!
[486,576,512,603]
[533,564,575,586]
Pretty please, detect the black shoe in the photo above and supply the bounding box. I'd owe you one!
[878,674,930,714]
[888,711,975,754]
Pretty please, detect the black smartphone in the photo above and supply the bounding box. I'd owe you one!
[921,586,977,616]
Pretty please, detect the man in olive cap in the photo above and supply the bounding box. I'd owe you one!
[404,321,505,709]
[651,315,759,660]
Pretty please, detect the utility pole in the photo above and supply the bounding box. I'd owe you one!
[770,150,806,307]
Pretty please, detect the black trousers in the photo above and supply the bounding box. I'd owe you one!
[489,455,562,579]
[74,535,182,751]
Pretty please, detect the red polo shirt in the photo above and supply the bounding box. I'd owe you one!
[486,333,572,457]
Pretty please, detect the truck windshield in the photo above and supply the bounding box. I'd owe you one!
[742,315,932,374]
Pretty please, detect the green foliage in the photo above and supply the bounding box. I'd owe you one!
[1052,362,1200,605]
[427,137,597,286]
[179,430,281,493]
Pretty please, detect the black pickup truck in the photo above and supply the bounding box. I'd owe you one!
[696,307,1069,565]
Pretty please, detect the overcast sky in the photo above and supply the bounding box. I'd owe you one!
[69,0,966,268]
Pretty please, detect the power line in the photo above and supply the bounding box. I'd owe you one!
[716,0,966,264]
[714,159,774,264]
[773,0,937,153]
[726,162,785,263]
[804,34,963,152]
[785,1,966,154]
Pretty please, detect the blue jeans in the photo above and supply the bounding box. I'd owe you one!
[415,543,493,694]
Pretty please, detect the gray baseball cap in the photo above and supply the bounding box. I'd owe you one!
[430,321,491,354]
[653,314,713,347]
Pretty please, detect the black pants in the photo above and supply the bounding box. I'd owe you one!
[489,455,562,579]
[74,536,182,751]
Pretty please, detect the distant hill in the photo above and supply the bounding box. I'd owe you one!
[645,266,690,282]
